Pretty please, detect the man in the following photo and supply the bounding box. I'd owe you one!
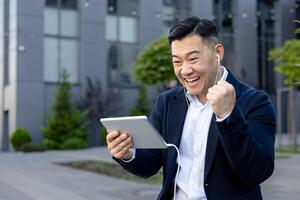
[106,17,276,200]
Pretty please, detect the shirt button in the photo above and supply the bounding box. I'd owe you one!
[205,183,208,186]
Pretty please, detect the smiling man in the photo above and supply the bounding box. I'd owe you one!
[106,17,276,200]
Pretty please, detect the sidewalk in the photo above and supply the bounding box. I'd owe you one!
[0,147,160,200]
[0,146,300,200]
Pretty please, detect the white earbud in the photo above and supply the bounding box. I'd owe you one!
[216,54,220,65]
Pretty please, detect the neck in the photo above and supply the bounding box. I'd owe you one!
[197,95,208,104]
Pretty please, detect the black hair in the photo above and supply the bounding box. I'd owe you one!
[168,16,219,46]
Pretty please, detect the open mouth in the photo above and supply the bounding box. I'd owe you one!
[185,76,200,84]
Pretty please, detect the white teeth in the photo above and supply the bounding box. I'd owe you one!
[186,77,200,83]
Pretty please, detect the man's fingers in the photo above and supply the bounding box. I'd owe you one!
[114,143,133,159]
[118,136,132,149]
[106,130,120,143]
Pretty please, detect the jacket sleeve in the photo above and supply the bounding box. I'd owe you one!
[113,95,164,178]
[216,90,276,186]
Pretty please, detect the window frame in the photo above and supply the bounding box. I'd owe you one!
[44,0,81,84]
[106,0,140,88]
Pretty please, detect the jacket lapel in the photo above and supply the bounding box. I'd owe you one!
[165,88,188,184]
[204,117,219,180]
[167,88,188,147]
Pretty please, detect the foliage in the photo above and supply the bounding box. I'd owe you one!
[76,77,122,120]
[294,20,300,34]
[269,39,300,86]
[21,143,46,152]
[129,86,151,116]
[76,77,122,145]
[269,20,300,86]
[42,70,89,150]
[133,35,176,85]
[99,127,107,146]
[10,128,32,151]
[60,138,88,150]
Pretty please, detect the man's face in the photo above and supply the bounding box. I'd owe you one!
[171,34,219,102]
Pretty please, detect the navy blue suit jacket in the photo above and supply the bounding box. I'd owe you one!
[115,70,276,200]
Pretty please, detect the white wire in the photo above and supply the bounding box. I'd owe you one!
[166,143,181,200]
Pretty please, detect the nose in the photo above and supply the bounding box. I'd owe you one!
[181,62,193,76]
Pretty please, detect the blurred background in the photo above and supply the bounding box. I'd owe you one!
[0,0,299,150]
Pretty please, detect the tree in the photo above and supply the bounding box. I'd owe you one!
[268,20,300,151]
[132,35,176,86]
[42,70,89,149]
[269,20,300,86]
[269,39,300,86]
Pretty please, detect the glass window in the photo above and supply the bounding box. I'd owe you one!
[62,0,77,9]
[44,0,80,83]
[61,39,79,83]
[44,37,59,82]
[106,15,118,41]
[46,0,58,7]
[119,16,137,43]
[118,0,138,16]
[44,8,59,35]
[107,44,119,83]
[107,0,117,14]
[119,43,139,83]
[162,0,190,32]
[60,9,79,37]
[106,0,139,86]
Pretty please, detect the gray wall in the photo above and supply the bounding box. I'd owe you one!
[80,0,107,90]
[191,0,213,19]
[234,0,258,87]
[16,0,44,144]
[0,0,5,150]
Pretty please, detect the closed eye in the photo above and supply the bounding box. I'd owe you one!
[173,60,182,64]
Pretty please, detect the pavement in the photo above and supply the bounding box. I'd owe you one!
[0,145,300,200]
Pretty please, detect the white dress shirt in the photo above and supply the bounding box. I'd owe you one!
[176,66,228,200]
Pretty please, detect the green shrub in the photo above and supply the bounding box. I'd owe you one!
[100,127,107,146]
[43,139,59,150]
[21,143,46,152]
[133,35,176,85]
[60,138,88,150]
[10,128,31,151]
[42,69,89,150]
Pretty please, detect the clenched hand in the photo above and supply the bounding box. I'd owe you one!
[206,80,236,119]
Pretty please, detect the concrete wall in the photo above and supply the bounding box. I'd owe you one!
[191,0,213,19]
[16,0,44,144]
[0,0,5,150]
[234,0,258,87]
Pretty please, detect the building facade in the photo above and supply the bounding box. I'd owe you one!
[0,0,299,151]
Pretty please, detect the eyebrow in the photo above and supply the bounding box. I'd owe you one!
[172,50,200,58]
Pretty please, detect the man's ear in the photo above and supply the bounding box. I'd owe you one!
[215,44,224,61]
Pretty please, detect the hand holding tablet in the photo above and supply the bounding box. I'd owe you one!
[100,116,167,149]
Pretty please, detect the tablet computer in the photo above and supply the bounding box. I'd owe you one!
[100,116,167,149]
